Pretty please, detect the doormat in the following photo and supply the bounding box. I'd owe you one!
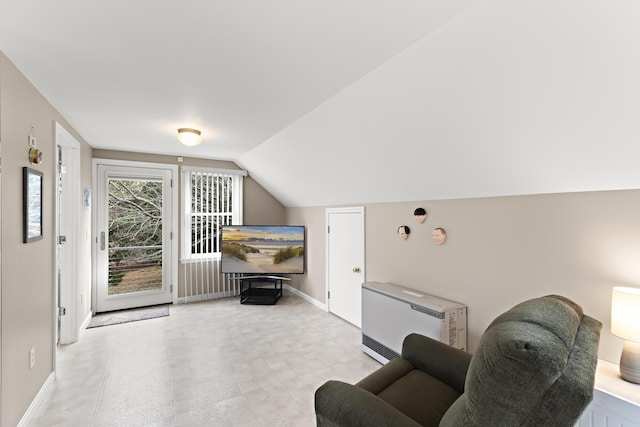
[87,304,170,328]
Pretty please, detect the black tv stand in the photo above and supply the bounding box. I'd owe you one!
[239,276,290,305]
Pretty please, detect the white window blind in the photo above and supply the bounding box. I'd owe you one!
[181,166,246,262]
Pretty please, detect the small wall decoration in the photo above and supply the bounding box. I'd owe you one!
[433,227,446,245]
[29,147,43,164]
[83,185,91,211]
[28,130,43,164]
[23,167,44,243]
[413,207,427,223]
[398,225,410,240]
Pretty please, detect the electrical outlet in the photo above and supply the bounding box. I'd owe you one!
[29,347,35,369]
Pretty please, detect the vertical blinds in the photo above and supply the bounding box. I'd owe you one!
[181,166,246,301]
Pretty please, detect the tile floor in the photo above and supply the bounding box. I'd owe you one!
[28,294,381,427]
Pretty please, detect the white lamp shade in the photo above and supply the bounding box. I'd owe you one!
[611,286,640,343]
[177,128,202,146]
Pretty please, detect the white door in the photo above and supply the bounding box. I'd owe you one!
[326,207,365,327]
[55,123,80,344]
[95,161,175,312]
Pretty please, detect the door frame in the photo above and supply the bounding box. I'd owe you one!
[92,158,179,313]
[325,206,365,324]
[54,122,81,347]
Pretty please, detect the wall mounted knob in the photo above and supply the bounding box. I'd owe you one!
[353,267,361,273]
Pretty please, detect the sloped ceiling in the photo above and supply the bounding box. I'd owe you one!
[3,0,640,207]
[240,0,640,206]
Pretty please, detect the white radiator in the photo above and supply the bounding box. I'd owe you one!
[362,281,467,364]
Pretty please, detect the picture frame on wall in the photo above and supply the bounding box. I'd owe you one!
[23,167,43,243]
[83,185,91,211]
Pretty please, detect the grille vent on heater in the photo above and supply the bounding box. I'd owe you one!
[363,334,400,361]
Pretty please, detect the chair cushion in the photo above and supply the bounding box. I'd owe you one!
[377,369,462,427]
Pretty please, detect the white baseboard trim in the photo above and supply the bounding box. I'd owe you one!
[177,291,239,304]
[18,371,55,427]
[176,287,326,311]
[284,284,327,311]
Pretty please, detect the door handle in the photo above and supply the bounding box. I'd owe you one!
[100,231,105,250]
[353,267,361,273]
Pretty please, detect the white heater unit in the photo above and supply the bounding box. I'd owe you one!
[362,281,467,364]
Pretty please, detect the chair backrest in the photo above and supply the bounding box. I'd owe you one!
[440,295,602,427]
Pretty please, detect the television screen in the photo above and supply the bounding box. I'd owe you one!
[221,225,305,275]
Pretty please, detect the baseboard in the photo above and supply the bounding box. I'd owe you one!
[17,371,55,427]
[284,284,327,311]
[176,287,325,310]
[177,290,239,304]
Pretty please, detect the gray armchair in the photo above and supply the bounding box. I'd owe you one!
[315,295,602,427]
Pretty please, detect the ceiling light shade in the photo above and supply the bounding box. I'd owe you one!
[177,128,202,146]
[611,286,640,383]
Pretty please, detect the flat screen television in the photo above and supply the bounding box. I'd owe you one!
[221,225,306,275]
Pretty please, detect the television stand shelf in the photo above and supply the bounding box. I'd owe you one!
[239,276,290,305]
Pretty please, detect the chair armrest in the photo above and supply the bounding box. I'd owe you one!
[355,358,414,394]
[402,333,472,393]
[315,380,422,427]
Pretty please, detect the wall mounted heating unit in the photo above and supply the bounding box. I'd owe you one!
[362,281,467,364]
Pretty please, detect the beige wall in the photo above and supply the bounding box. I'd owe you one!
[1,52,93,427]
[287,207,326,302]
[287,190,640,365]
[244,178,285,225]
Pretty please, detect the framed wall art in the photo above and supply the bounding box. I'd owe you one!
[83,185,91,211]
[23,167,43,243]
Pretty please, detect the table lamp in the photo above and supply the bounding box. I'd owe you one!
[611,286,640,383]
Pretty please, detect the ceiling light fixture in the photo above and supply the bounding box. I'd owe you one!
[177,128,202,146]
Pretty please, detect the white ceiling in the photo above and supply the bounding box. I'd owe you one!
[3,0,640,207]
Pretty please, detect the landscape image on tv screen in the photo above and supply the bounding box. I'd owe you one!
[221,225,305,275]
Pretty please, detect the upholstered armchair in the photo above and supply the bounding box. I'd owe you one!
[315,295,602,427]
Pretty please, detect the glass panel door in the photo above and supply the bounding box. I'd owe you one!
[95,163,173,312]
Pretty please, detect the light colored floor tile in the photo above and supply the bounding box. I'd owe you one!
[28,294,381,426]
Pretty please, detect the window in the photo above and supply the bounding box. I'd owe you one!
[181,167,246,261]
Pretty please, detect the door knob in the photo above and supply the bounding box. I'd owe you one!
[353,267,361,273]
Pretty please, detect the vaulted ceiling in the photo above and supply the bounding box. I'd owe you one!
[2,0,640,207]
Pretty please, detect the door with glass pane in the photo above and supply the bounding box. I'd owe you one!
[95,163,174,312]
